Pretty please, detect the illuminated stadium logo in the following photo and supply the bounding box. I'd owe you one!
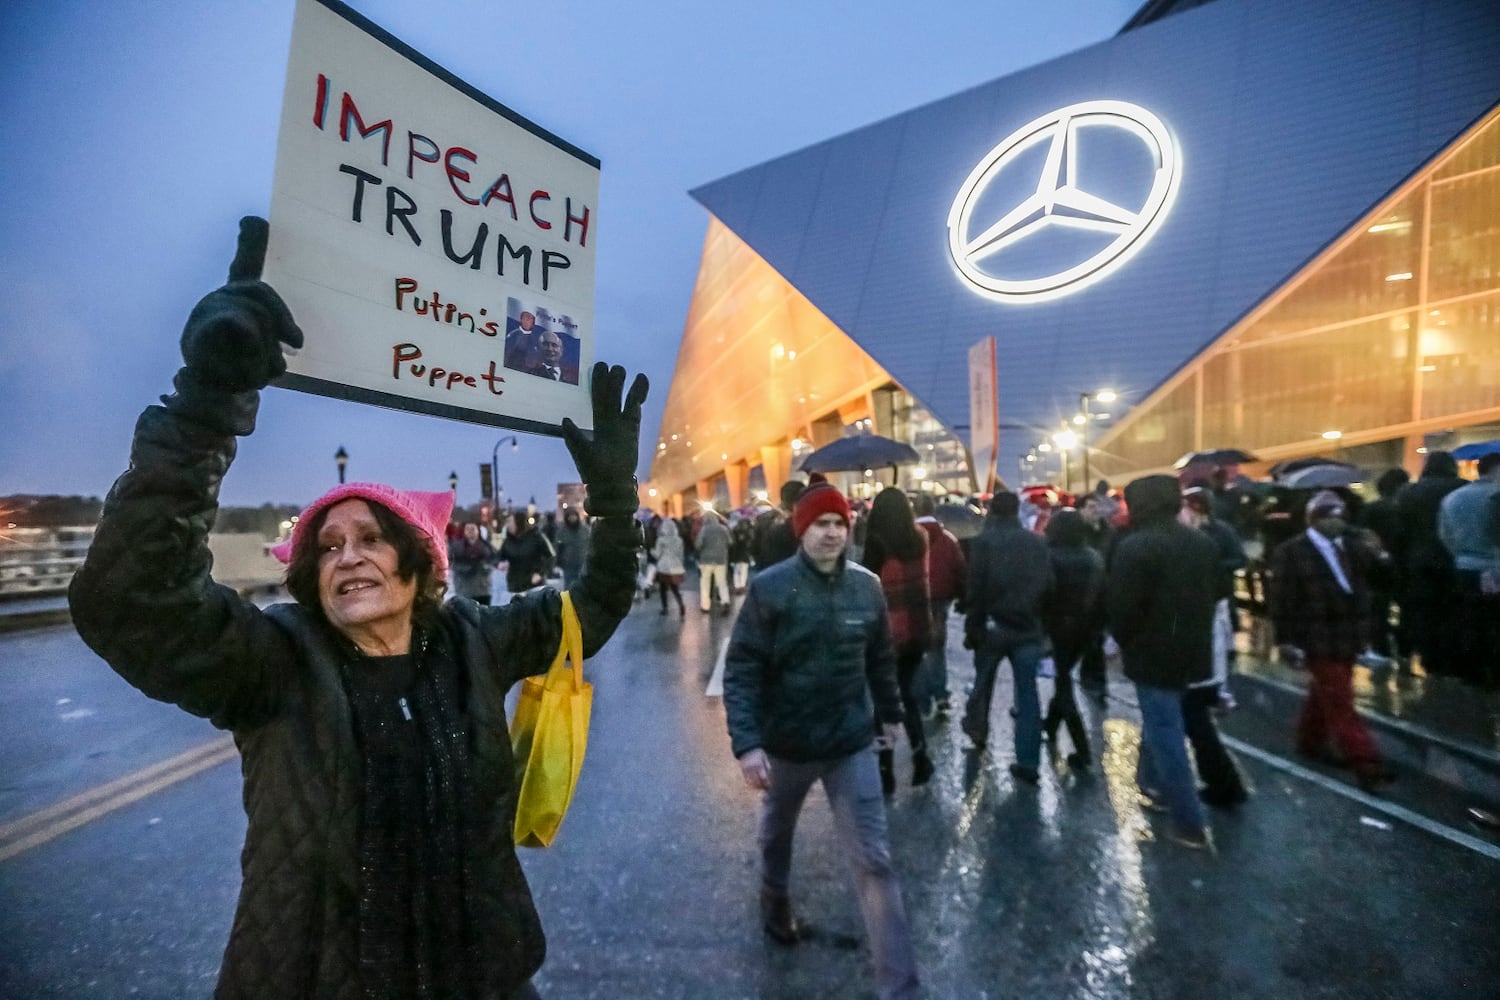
[947,100,1180,303]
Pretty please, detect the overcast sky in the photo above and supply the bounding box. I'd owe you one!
[1,0,1139,509]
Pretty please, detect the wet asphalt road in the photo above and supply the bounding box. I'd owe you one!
[1,590,1497,999]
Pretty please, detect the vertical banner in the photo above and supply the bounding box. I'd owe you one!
[968,337,999,495]
[264,0,600,434]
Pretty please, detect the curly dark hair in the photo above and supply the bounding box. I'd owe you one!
[861,488,926,570]
[285,499,445,620]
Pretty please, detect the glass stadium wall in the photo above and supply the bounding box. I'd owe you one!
[649,218,972,513]
[1089,104,1500,484]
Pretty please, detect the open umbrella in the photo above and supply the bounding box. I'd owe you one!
[931,502,985,540]
[797,434,920,475]
[1453,439,1500,461]
[1173,448,1259,470]
[1267,456,1351,479]
[1277,464,1367,489]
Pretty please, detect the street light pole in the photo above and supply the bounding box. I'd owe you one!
[491,435,519,518]
[1076,389,1117,495]
[448,471,458,493]
[334,446,348,484]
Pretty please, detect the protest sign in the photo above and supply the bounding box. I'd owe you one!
[264,0,599,433]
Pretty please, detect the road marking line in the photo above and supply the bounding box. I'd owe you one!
[705,637,729,697]
[1221,734,1500,862]
[0,737,238,862]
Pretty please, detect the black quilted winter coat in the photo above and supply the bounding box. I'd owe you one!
[68,399,638,999]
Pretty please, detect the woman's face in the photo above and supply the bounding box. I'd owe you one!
[316,499,418,638]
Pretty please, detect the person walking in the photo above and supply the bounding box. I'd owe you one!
[753,480,805,570]
[449,521,499,605]
[696,509,732,613]
[1106,475,1220,848]
[1438,451,1500,690]
[1040,509,1103,771]
[66,217,648,998]
[1269,491,1395,793]
[1178,488,1250,807]
[913,494,966,720]
[554,506,591,589]
[652,517,688,616]
[960,491,1055,785]
[729,512,754,593]
[723,482,920,1000]
[1358,468,1411,668]
[1395,451,1465,677]
[861,488,934,791]
[499,511,553,603]
[1076,492,1117,695]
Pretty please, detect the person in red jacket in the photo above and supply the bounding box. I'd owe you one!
[862,488,933,791]
[912,494,966,719]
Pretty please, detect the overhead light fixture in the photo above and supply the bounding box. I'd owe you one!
[1384,272,1413,282]
[1322,430,1343,440]
[1366,220,1411,234]
[1053,430,1078,450]
[1037,443,1053,453]
[1072,414,1087,425]
[1094,389,1118,403]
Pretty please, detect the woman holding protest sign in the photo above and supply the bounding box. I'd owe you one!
[68,217,648,999]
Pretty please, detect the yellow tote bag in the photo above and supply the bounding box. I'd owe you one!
[510,590,591,848]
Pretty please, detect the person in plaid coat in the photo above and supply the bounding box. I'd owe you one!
[862,488,933,792]
[1269,490,1394,792]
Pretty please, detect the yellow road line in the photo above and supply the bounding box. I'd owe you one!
[0,736,239,862]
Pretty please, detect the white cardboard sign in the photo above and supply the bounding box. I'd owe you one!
[264,0,599,433]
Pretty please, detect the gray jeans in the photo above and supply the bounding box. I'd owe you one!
[760,748,920,1000]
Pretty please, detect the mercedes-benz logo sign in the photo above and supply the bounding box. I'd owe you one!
[947,100,1181,303]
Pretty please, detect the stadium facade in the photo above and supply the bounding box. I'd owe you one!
[649,0,1500,512]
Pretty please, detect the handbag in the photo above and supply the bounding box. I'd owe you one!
[510,590,591,848]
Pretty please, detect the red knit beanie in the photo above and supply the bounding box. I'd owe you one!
[793,482,852,537]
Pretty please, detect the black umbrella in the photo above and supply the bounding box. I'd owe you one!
[930,502,985,540]
[1267,456,1352,478]
[797,434,920,475]
[1173,448,1259,470]
[1277,464,1367,489]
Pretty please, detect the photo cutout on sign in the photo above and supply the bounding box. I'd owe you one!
[504,298,580,385]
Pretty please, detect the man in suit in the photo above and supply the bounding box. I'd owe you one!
[524,330,577,383]
[1269,490,1394,793]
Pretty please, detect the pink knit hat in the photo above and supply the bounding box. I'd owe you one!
[271,483,455,577]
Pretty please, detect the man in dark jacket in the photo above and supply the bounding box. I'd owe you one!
[723,482,919,1000]
[1395,451,1465,676]
[960,492,1054,785]
[752,479,805,570]
[499,512,553,598]
[1076,492,1117,693]
[1270,491,1393,793]
[1107,475,1220,848]
[913,494,966,719]
[1358,467,1410,665]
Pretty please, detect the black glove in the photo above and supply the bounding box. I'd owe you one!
[179,217,303,393]
[561,363,649,517]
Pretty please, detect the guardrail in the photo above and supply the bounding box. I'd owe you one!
[0,527,94,599]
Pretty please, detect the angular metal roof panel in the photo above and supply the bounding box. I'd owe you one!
[689,0,1500,461]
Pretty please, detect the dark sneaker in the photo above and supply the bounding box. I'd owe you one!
[760,889,799,945]
[960,718,987,751]
[911,750,935,786]
[1009,764,1040,785]
[1066,752,1092,772]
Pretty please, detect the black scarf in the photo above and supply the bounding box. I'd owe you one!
[341,622,480,999]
